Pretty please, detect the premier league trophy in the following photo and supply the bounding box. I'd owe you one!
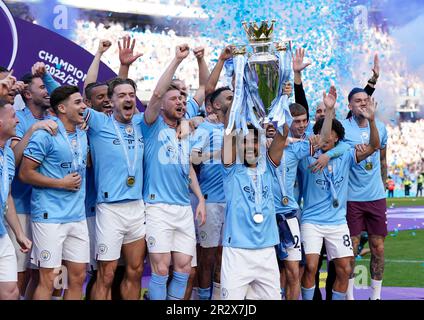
[226,20,293,136]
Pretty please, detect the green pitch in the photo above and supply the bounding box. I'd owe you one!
[321,229,424,288]
[386,197,424,207]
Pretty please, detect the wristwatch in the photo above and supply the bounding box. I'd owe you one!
[368,77,377,85]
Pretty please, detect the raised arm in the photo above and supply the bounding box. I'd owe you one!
[222,101,236,166]
[145,44,189,125]
[192,47,209,106]
[268,124,290,166]
[205,46,232,96]
[83,40,111,93]
[355,97,381,163]
[118,35,143,79]
[0,70,16,98]
[320,85,337,142]
[292,48,311,115]
[365,54,379,93]
[31,62,60,94]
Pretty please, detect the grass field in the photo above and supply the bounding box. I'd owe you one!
[321,229,424,288]
[386,197,424,207]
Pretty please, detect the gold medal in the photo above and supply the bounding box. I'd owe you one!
[282,196,289,206]
[365,162,373,171]
[127,176,135,187]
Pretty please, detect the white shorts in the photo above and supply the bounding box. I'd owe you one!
[198,203,225,248]
[146,203,196,257]
[220,246,280,300]
[31,220,90,268]
[5,213,31,272]
[96,200,146,261]
[301,223,354,261]
[0,234,17,282]
[284,217,302,261]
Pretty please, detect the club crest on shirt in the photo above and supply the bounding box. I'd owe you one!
[125,124,133,135]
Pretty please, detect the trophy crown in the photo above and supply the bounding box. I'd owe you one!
[242,20,276,43]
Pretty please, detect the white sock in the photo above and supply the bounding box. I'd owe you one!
[19,295,25,300]
[346,278,355,300]
[211,282,221,300]
[370,279,382,300]
[190,287,199,300]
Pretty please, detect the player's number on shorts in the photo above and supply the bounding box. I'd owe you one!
[293,235,300,249]
[343,234,351,248]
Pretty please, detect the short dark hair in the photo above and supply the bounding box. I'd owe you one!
[313,118,345,141]
[0,66,9,73]
[20,73,43,103]
[50,85,80,114]
[289,103,307,117]
[107,78,137,98]
[85,82,107,100]
[210,86,232,105]
[20,73,41,85]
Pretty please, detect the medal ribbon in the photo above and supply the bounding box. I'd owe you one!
[58,120,83,175]
[1,143,10,215]
[247,167,263,218]
[112,117,139,180]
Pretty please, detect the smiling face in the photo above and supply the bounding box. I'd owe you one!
[24,77,50,109]
[111,83,136,123]
[88,85,111,114]
[243,129,259,167]
[57,92,87,126]
[290,113,308,138]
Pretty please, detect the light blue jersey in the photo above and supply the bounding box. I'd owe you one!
[341,118,387,201]
[272,140,311,215]
[0,145,15,235]
[141,116,192,206]
[85,109,144,204]
[222,156,279,249]
[24,120,88,223]
[185,97,200,119]
[11,107,52,215]
[298,148,357,225]
[192,121,225,203]
[305,121,314,138]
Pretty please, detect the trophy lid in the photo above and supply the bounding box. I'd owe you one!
[242,20,276,43]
